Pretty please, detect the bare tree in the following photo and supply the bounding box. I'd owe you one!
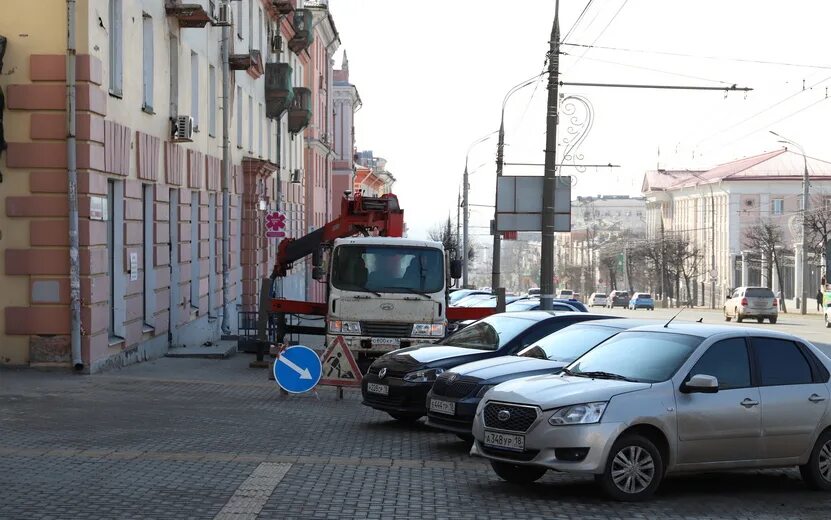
[803,200,831,283]
[428,216,459,256]
[743,220,790,313]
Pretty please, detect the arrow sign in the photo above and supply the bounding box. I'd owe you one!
[273,345,322,394]
[279,354,312,380]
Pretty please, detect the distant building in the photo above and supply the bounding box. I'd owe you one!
[331,52,361,216]
[642,148,831,305]
[354,150,395,196]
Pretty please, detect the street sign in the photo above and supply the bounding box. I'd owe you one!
[495,176,571,232]
[273,345,323,394]
[265,210,287,238]
[709,268,718,282]
[319,336,363,387]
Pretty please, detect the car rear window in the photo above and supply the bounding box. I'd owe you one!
[637,294,652,299]
[746,288,775,298]
[594,293,606,298]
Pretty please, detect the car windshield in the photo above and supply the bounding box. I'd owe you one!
[566,331,703,383]
[746,288,775,298]
[441,315,535,351]
[331,245,444,295]
[518,325,621,362]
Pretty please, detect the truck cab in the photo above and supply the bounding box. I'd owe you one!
[325,237,450,357]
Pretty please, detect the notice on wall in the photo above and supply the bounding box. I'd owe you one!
[130,252,138,281]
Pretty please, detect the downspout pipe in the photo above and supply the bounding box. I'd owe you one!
[220,0,232,335]
[67,0,83,370]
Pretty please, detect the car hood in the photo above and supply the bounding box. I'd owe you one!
[486,374,651,409]
[374,345,493,371]
[450,356,565,383]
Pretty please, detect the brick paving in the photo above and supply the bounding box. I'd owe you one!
[2,355,831,519]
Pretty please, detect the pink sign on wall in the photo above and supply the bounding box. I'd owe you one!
[265,211,287,238]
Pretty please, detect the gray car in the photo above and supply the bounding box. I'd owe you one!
[471,324,831,501]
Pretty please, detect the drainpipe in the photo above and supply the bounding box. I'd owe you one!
[219,0,231,335]
[67,0,82,370]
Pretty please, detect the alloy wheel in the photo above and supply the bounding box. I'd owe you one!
[819,440,831,483]
[611,445,655,494]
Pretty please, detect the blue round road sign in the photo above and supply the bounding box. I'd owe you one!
[273,345,322,394]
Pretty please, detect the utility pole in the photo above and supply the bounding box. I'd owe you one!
[219,0,232,334]
[539,0,560,311]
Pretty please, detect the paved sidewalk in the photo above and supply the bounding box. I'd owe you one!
[2,355,831,519]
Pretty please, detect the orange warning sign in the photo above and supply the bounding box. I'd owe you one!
[319,336,363,387]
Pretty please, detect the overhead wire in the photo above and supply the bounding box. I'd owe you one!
[566,53,733,85]
[568,0,629,70]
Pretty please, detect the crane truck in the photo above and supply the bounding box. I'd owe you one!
[268,192,492,373]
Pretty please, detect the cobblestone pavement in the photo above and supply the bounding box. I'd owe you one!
[3,355,831,519]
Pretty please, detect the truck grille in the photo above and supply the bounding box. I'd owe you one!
[362,321,413,338]
[432,374,480,398]
[483,403,538,433]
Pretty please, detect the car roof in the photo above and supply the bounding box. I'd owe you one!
[581,318,663,329]
[624,322,805,341]
[490,310,588,322]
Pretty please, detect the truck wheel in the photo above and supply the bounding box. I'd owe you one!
[490,461,547,484]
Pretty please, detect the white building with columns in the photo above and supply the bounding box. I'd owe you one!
[642,148,831,307]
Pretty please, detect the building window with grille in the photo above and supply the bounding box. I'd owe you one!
[772,198,784,216]
[142,13,154,112]
[190,52,199,130]
[109,0,123,96]
[208,65,216,137]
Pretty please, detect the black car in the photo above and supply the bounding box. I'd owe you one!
[606,290,631,309]
[424,318,657,438]
[361,311,612,421]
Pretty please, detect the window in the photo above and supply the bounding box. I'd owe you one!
[143,185,155,329]
[142,13,154,112]
[190,192,200,309]
[236,86,243,148]
[331,245,445,295]
[772,198,784,216]
[236,0,243,39]
[208,194,217,317]
[169,35,179,116]
[108,0,123,96]
[107,180,125,341]
[258,103,264,157]
[190,52,199,130]
[753,337,813,386]
[248,95,254,152]
[688,338,750,389]
[257,8,263,51]
[208,65,216,136]
[518,324,620,363]
[441,316,535,351]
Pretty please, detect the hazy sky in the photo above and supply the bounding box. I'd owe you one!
[327,0,831,241]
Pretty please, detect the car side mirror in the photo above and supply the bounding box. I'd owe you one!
[449,259,463,280]
[681,374,719,394]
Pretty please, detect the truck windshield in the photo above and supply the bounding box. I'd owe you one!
[331,245,444,295]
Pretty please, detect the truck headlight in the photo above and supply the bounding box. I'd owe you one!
[329,320,361,335]
[548,402,607,425]
[403,368,445,383]
[412,323,445,337]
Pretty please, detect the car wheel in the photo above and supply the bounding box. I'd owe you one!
[826,315,831,328]
[757,317,764,324]
[800,429,831,490]
[769,317,777,324]
[388,412,423,423]
[490,461,547,484]
[596,434,663,501]
[724,309,732,322]
[736,309,743,323]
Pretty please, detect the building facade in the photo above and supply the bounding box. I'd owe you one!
[642,149,831,306]
[331,52,360,218]
[0,0,324,372]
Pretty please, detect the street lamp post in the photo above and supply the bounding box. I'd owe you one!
[463,131,498,288]
[770,131,810,315]
[490,72,548,295]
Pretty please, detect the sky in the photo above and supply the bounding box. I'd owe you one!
[327,0,831,242]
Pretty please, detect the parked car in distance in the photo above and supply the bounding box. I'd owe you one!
[505,298,588,313]
[556,289,574,299]
[527,287,541,297]
[361,311,611,422]
[825,303,831,328]
[450,289,490,306]
[628,293,655,311]
[724,286,778,324]
[606,290,630,309]
[589,293,608,307]
[452,293,495,307]
[425,318,658,438]
[472,324,831,501]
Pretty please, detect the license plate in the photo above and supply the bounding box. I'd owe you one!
[429,398,455,415]
[371,338,400,347]
[484,430,525,451]
[367,383,389,395]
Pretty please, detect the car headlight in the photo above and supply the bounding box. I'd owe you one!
[475,384,495,398]
[328,320,361,335]
[403,368,445,383]
[548,402,607,425]
[412,323,445,337]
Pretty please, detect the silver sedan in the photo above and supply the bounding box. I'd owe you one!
[471,324,831,501]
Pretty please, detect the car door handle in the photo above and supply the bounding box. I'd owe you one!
[809,394,827,403]
[740,398,759,408]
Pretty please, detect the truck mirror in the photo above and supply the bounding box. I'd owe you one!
[450,259,463,280]
[312,266,325,281]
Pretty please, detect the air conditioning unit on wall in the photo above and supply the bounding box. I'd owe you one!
[172,115,194,142]
[214,3,232,26]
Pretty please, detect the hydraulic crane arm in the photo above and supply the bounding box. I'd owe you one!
[270,192,405,279]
